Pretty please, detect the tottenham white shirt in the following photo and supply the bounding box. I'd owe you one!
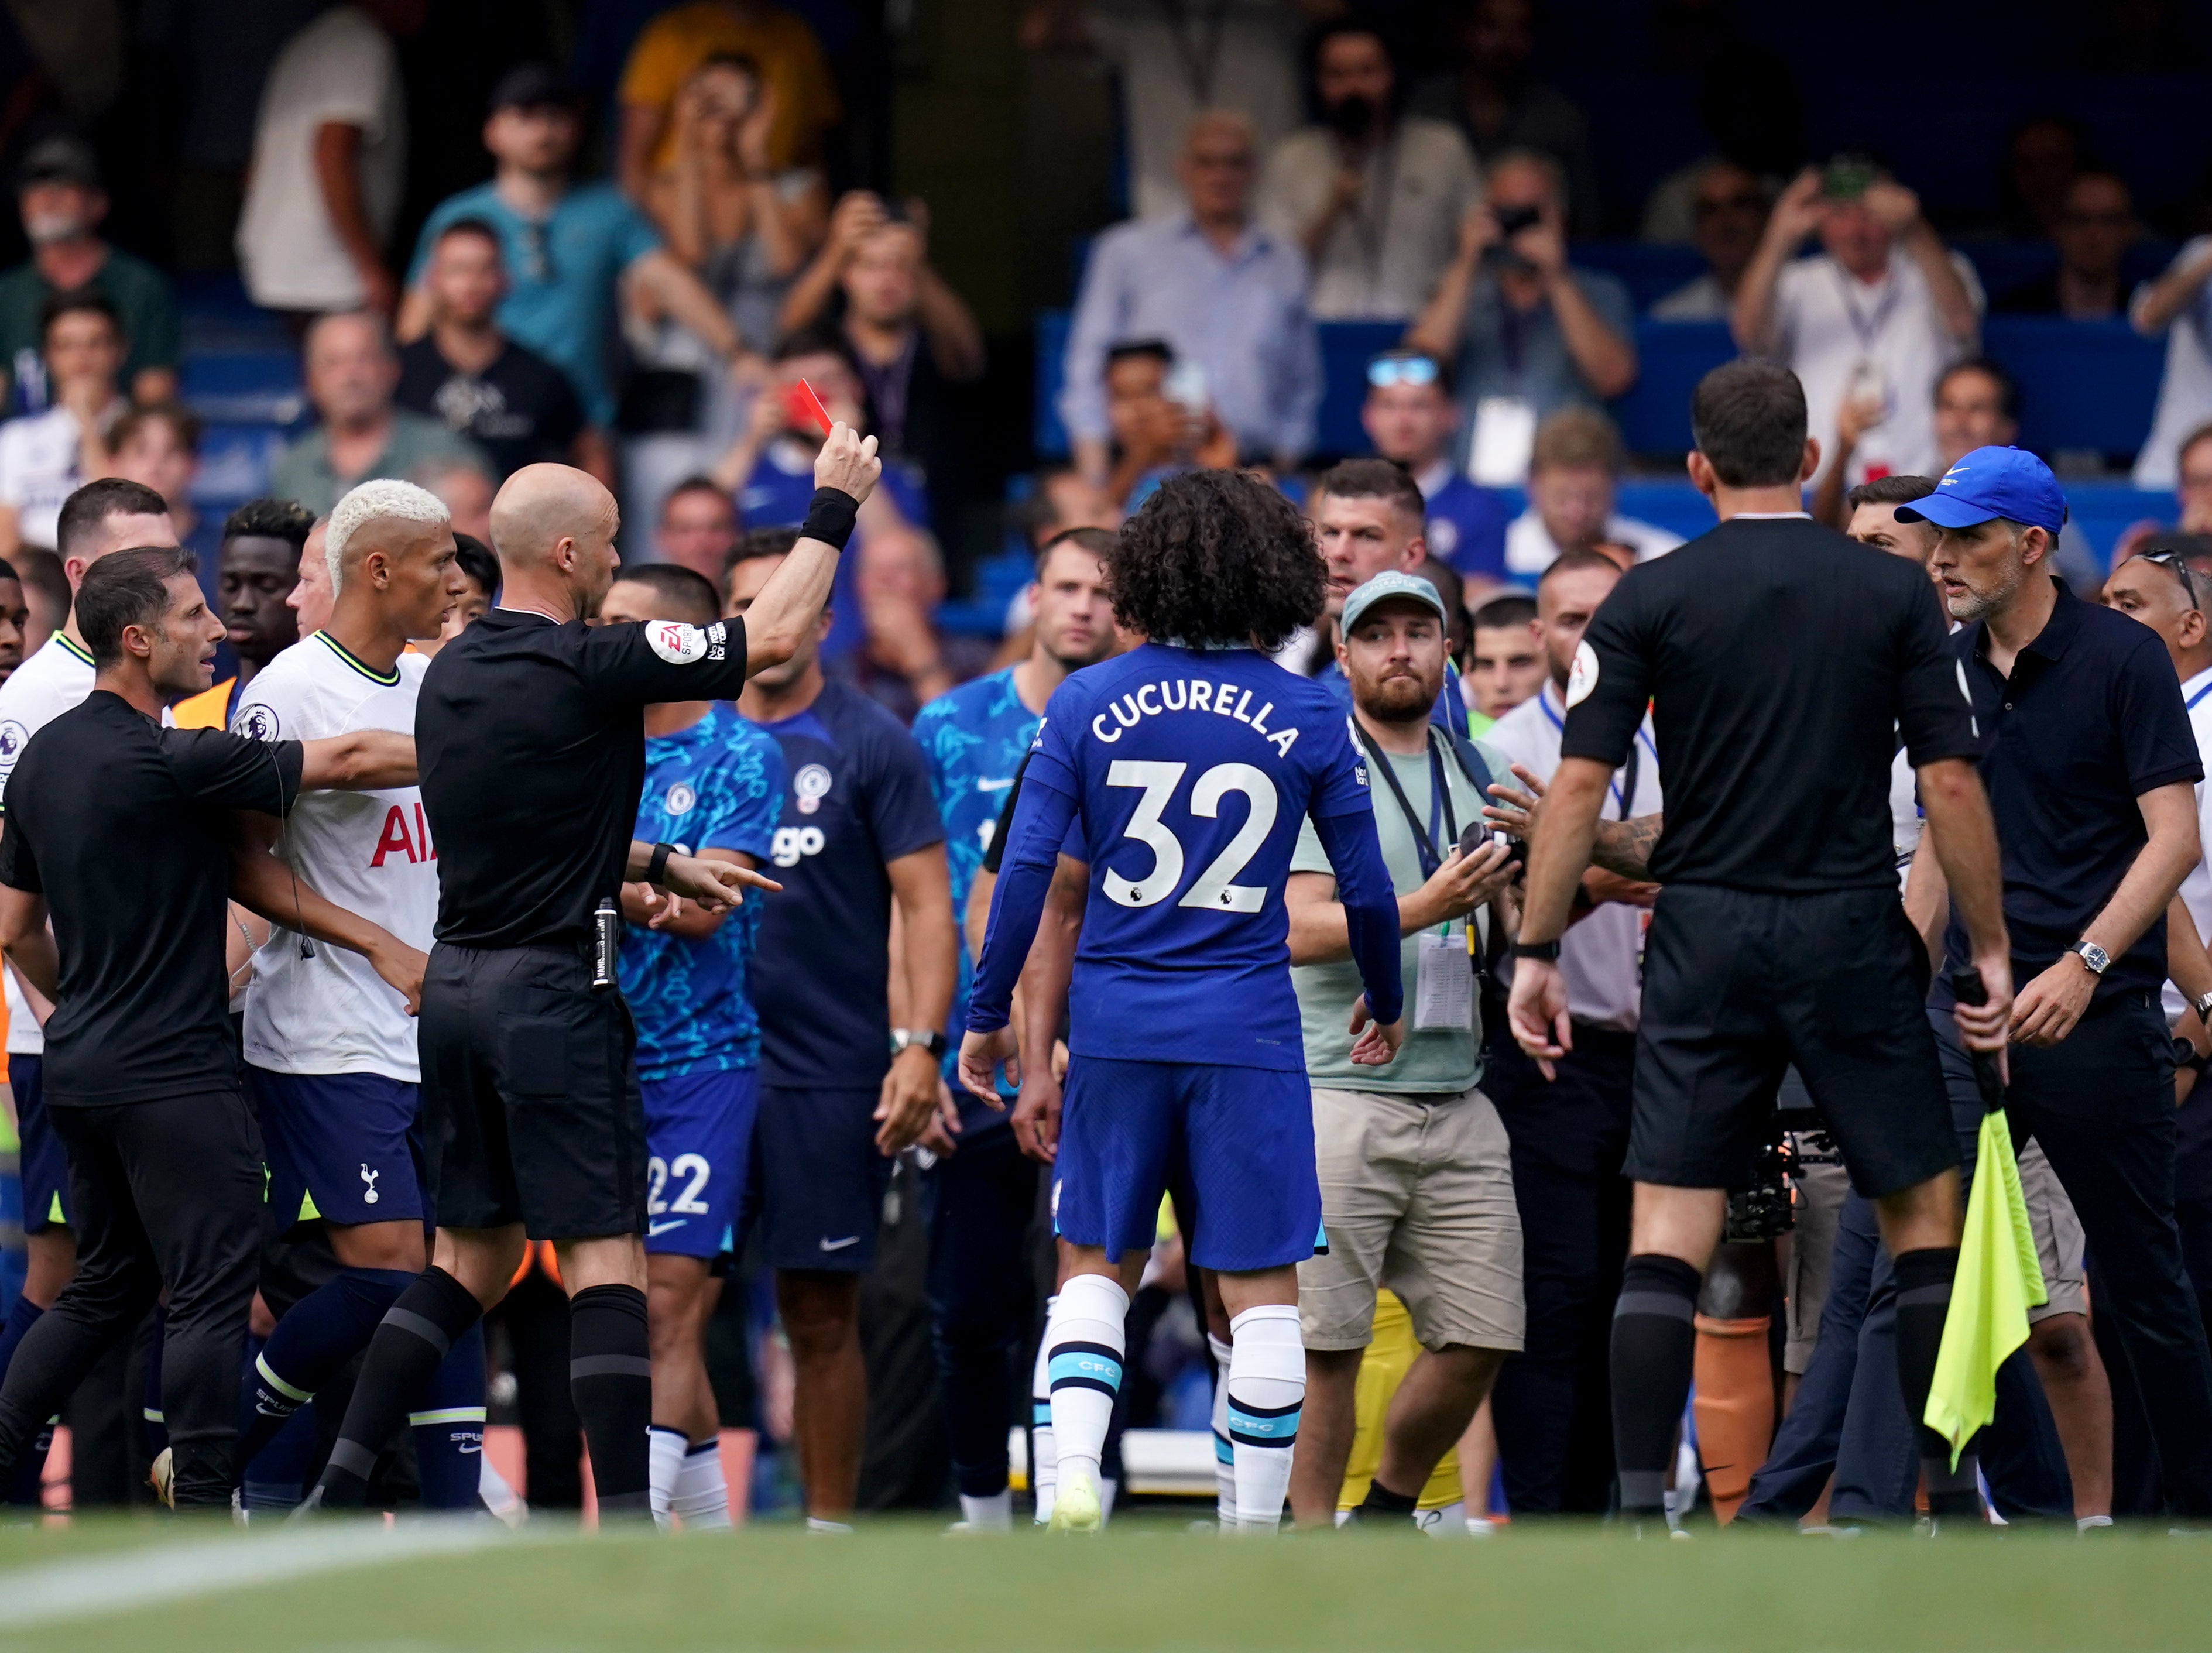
[236,632,435,1081]
[2166,664,2212,1022]
[0,634,97,1055]
[1503,507,1683,578]
[1486,677,1664,1031]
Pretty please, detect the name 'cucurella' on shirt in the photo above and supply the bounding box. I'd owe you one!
[1076,672,1303,757]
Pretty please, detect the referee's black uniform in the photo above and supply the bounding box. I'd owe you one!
[1560,509,1981,1517]
[307,606,760,1518]
[0,692,301,1508]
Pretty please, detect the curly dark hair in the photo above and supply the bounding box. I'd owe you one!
[1106,471,1324,653]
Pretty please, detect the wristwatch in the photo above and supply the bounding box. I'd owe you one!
[2174,1035,2212,1081]
[1510,939,1562,962]
[2067,941,2111,977]
[2192,989,2212,1025]
[890,1028,948,1059]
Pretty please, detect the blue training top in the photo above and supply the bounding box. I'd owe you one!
[968,642,1403,1070]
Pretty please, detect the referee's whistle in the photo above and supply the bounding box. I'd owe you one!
[593,896,620,990]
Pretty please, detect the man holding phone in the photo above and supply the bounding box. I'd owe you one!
[1282,570,1522,1528]
[1730,155,1983,484]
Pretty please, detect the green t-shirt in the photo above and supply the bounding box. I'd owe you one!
[1290,732,1506,1093]
[0,249,181,400]
[266,409,488,517]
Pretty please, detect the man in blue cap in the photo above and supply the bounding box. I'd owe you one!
[1906,443,2212,1520]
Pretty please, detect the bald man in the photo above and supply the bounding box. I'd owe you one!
[305,431,882,1522]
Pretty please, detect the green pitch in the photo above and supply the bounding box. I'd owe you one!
[3,1515,2211,1651]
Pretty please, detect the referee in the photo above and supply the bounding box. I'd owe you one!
[304,436,880,1521]
[1508,360,2014,1529]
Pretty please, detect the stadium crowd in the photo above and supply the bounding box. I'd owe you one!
[3,0,2212,1537]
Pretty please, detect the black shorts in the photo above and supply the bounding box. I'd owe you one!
[1627,884,1957,1199]
[741,1083,891,1272]
[419,942,646,1240]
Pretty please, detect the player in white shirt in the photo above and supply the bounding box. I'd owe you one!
[225,479,479,1511]
[0,478,172,1497]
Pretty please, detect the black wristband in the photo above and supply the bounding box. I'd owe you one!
[801,486,859,551]
[1510,938,1562,962]
[646,842,676,887]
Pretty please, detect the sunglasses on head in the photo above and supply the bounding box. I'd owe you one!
[2135,547,2200,611]
[1367,355,1440,389]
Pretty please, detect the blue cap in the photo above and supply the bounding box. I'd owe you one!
[1341,571,1448,634]
[1894,445,2067,534]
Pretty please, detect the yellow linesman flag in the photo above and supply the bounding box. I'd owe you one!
[1923,1109,2048,1469]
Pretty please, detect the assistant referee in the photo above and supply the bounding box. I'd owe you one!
[304,435,880,1521]
[1507,360,2014,1529]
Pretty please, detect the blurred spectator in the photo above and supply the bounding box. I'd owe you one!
[1733,163,1981,484]
[0,292,124,555]
[780,191,985,534]
[656,474,740,581]
[1061,111,1322,480]
[711,332,928,660]
[415,454,496,544]
[268,310,483,517]
[2133,237,2212,489]
[0,136,179,412]
[1405,152,1635,485]
[1637,44,1804,242]
[1407,0,1601,238]
[618,0,842,191]
[0,556,25,680]
[2175,424,2212,534]
[1997,113,2087,239]
[237,0,423,320]
[1995,171,2137,319]
[1257,23,1480,321]
[402,65,745,434]
[836,524,994,722]
[1017,468,1121,550]
[641,53,828,352]
[416,530,498,659]
[1650,161,1768,321]
[170,498,313,729]
[1462,590,1542,736]
[1018,0,1306,222]
[1359,348,1509,583]
[396,218,612,484]
[1418,553,1467,664]
[109,403,220,629]
[1503,406,1679,577]
[1095,338,1235,510]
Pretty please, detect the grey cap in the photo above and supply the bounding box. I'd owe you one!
[17,136,98,193]
[1341,570,1447,634]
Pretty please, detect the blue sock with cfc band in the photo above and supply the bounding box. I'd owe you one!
[1226,1305,1304,1532]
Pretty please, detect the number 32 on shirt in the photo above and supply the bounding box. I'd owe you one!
[1102,759,1277,912]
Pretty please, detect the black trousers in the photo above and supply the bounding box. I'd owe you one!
[922,1126,1040,1499]
[2002,989,2212,1519]
[1486,1026,1635,1514]
[0,1091,262,1508]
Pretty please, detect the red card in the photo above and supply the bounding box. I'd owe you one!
[795,378,835,436]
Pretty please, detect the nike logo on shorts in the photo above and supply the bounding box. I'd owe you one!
[818,1234,860,1251]
[978,777,1014,792]
[647,1219,687,1237]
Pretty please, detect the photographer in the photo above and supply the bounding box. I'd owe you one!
[1404,151,1635,485]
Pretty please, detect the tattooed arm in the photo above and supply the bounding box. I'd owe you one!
[1483,763,1663,882]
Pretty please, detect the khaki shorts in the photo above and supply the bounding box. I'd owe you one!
[2019,1137,2088,1324]
[1784,1143,1850,1375]
[1298,1084,1524,1353]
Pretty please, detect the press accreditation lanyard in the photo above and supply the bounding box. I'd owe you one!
[1832,265,1902,358]
[1353,722,1457,881]
[1540,691,1645,818]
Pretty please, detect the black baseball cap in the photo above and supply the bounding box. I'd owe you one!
[16,136,99,193]
[488,63,578,115]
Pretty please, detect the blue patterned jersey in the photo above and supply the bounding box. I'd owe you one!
[911,667,1041,1113]
[619,703,786,1079]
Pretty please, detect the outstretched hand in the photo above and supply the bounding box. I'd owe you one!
[814,421,882,506]
[656,853,781,921]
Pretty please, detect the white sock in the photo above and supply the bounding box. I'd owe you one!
[1045,1275,1128,1494]
[959,1489,1013,1528]
[478,1456,522,1519]
[1208,1332,1236,1528]
[1031,1296,1057,1525]
[1227,1304,1305,1533]
[674,1439,731,1529]
[648,1425,687,1528]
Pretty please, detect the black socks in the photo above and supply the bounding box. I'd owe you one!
[570,1284,653,1521]
[1894,1246,1979,1518]
[310,1267,483,1508]
[1610,1253,1703,1515]
[1356,1476,1420,1521]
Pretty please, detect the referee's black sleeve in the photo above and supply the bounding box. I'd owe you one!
[159,728,306,815]
[1891,582,1979,769]
[0,811,39,892]
[1558,574,1653,769]
[579,615,752,704]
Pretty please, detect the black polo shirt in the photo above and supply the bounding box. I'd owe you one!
[1945,579,2202,1000]
[418,608,752,949]
[0,691,302,1105]
[1562,515,1978,891]
[396,335,588,481]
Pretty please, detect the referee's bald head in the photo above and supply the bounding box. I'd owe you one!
[489,463,622,614]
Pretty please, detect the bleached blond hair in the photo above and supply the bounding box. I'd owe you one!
[325,478,450,594]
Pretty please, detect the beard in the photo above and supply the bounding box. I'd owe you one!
[1357,670,1435,723]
